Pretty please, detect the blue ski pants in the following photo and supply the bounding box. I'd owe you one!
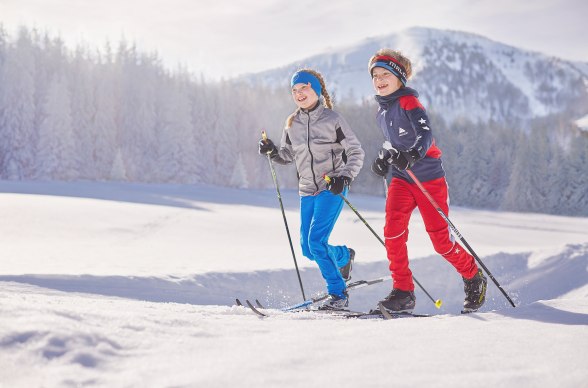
[300,188,351,298]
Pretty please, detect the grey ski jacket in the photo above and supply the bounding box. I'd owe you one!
[271,103,364,196]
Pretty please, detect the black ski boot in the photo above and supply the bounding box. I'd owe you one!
[339,248,355,281]
[462,269,487,313]
[378,288,416,314]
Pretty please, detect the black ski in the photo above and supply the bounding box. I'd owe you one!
[240,301,431,320]
[245,299,268,317]
[375,302,430,319]
[331,307,431,320]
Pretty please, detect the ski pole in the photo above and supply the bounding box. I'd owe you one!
[261,131,306,300]
[405,169,516,308]
[324,175,442,309]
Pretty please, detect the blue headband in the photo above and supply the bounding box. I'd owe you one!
[291,71,322,97]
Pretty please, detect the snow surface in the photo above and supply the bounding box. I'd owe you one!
[0,180,587,387]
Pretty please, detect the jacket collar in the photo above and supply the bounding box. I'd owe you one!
[375,87,419,109]
[300,101,325,122]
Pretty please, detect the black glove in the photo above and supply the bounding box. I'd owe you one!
[327,176,351,195]
[373,143,421,173]
[390,148,420,171]
[371,153,390,177]
[258,138,278,157]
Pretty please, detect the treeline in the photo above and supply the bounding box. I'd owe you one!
[0,26,586,216]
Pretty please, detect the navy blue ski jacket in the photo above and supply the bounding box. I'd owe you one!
[375,87,445,183]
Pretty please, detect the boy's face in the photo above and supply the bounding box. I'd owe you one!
[292,82,319,109]
[372,67,403,96]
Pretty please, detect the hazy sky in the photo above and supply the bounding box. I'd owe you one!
[1,0,587,79]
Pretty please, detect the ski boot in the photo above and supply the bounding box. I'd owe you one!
[318,292,349,311]
[378,288,416,314]
[462,269,487,313]
[339,248,355,281]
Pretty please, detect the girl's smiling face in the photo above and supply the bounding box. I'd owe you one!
[292,82,319,109]
[372,67,403,96]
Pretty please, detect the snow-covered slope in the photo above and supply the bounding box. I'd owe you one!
[245,27,588,124]
[1,282,586,388]
[0,181,587,387]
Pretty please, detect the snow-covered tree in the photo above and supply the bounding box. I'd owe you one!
[0,28,37,179]
[115,43,158,181]
[155,73,199,183]
[229,153,249,189]
[91,61,118,179]
[69,46,96,178]
[110,148,127,181]
[35,72,76,180]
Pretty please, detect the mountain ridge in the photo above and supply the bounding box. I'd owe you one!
[244,27,588,125]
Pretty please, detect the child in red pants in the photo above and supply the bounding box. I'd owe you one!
[368,49,487,313]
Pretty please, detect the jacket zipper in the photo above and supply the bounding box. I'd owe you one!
[304,111,319,192]
[331,150,336,173]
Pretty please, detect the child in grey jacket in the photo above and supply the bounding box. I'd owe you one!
[259,69,364,310]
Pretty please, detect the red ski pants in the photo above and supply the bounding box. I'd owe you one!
[384,177,478,291]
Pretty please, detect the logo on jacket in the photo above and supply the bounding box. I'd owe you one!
[398,127,408,136]
[418,118,430,130]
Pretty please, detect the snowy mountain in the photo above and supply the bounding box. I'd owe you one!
[245,27,588,125]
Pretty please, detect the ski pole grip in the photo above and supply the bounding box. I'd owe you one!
[261,130,273,156]
[323,175,331,184]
